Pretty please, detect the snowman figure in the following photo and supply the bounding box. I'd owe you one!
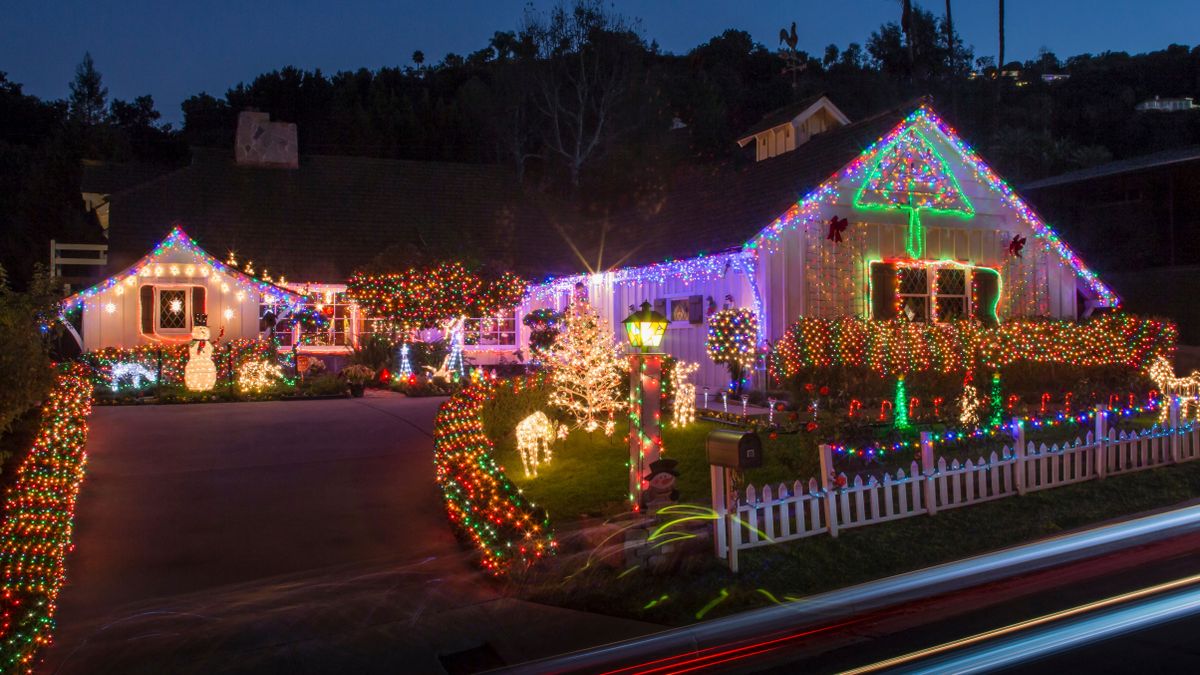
[184,313,217,391]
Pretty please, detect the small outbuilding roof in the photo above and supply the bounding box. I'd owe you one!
[1021,146,1200,191]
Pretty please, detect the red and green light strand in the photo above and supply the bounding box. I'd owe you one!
[0,365,93,672]
[854,126,974,259]
[433,375,555,575]
[772,315,1176,379]
[347,263,526,332]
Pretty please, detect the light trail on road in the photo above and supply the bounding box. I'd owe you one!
[841,573,1200,674]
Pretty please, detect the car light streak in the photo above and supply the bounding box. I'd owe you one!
[842,573,1200,674]
[503,505,1200,674]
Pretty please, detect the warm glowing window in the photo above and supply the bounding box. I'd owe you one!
[157,289,189,332]
[464,311,518,348]
[935,268,968,321]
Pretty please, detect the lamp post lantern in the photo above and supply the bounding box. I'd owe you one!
[623,301,669,510]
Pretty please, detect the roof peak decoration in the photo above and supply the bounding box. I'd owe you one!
[61,225,301,312]
[748,104,1119,307]
[853,125,974,259]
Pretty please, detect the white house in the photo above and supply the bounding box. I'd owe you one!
[61,226,301,351]
[519,102,1118,389]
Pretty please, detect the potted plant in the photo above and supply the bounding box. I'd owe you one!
[342,365,374,398]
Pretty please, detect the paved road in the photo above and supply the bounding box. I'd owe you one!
[45,392,655,674]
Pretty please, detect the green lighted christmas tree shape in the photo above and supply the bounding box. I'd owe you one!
[854,127,974,259]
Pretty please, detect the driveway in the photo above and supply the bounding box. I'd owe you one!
[44,392,656,674]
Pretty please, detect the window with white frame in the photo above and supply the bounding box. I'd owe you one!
[896,267,930,322]
[464,310,518,348]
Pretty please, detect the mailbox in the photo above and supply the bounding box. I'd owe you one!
[706,428,763,469]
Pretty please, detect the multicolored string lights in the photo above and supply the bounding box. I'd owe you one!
[772,315,1175,379]
[748,104,1118,307]
[433,376,556,574]
[0,364,93,672]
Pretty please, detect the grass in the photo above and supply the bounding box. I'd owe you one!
[511,457,1200,626]
[494,420,823,523]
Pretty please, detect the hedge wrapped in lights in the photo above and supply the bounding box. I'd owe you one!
[0,364,93,672]
[772,314,1176,379]
[433,376,555,574]
[76,339,284,393]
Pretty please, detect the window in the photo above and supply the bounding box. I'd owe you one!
[464,311,518,348]
[157,289,189,332]
[897,267,929,322]
[670,299,691,323]
[872,262,995,323]
[935,268,968,321]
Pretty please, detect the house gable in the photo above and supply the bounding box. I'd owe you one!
[748,104,1119,313]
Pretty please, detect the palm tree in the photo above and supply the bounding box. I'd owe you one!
[945,0,955,72]
[998,0,1005,73]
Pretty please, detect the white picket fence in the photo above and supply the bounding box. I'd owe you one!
[713,402,1200,571]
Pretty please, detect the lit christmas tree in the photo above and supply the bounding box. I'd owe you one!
[893,375,910,429]
[706,309,758,394]
[546,300,623,435]
[854,127,974,259]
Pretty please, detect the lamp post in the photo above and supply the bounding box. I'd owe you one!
[623,301,669,511]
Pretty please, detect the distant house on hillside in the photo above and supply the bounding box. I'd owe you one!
[736,95,850,162]
[1136,96,1199,113]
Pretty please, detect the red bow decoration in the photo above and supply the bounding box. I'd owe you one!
[827,215,849,243]
[1008,234,1027,257]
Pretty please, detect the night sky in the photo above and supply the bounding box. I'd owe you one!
[3,1,1196,125]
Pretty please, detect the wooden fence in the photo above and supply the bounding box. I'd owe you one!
[713,401,1199,571]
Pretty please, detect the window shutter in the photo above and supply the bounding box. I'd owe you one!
[688,295,703,324]
[870,262,897,320]
[140,285,155,333]
[192,286,207,319]
[972,268,1001,327]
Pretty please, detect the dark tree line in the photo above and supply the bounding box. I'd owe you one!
[5,1,1200,287]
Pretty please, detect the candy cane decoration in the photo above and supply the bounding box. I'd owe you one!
[1007,394,1019,412]
[848,399,862,419]
[1040,393,1051,414]
[879,400,893,422]
[933,396,944,418]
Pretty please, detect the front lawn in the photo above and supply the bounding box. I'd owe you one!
[512,457,1200,626]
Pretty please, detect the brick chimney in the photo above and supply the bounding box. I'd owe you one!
[235,111,298,168]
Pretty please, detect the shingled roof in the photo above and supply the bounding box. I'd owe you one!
[569,102,913,271]
[104,148,571,282]
[102,101,914,282]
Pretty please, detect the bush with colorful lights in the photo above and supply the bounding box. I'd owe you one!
[773,315,1175,378]
[0,364,93,672]
[433,374,556,574]
[706,308,759,393]
[76,339,287,397]
[347,262,526,332]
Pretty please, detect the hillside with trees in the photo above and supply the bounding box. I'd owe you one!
[4,1,1200,287]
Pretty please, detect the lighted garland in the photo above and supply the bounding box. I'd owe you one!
[772,315,1175,379]
[347,263,526,332]
[433,375,556,575]
[0,364,93,672]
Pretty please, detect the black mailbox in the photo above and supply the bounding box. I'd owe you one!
[706,429,764,469]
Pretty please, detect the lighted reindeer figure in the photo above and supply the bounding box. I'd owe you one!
[515,411,565,478]
[1148,356,1200,423]
[670,361,700,427]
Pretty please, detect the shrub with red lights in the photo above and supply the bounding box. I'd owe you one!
[433,375,555,574]
[0,364,93,672]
